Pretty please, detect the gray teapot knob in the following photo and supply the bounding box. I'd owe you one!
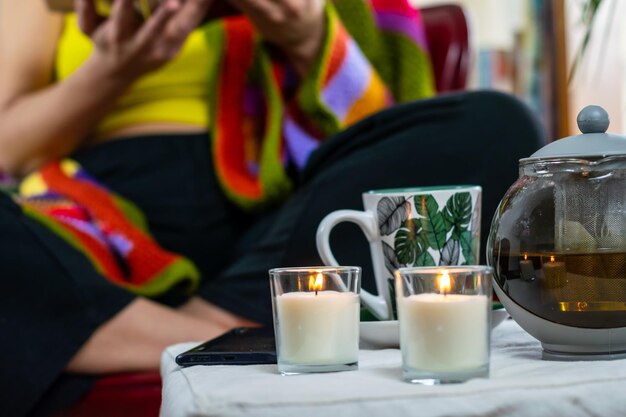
[577,105,610,134]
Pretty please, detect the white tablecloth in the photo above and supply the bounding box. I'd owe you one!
[160,319,626,417]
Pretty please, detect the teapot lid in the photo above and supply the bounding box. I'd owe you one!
[525,105,626,160]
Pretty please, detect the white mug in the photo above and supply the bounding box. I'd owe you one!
[316,186,482,320]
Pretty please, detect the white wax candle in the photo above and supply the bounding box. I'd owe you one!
[519,258,535,280]
[542,258,567,288]
[276,291,359,365]
[399,293,489,372]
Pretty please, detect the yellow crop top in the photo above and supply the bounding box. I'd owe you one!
[55,14,215,135]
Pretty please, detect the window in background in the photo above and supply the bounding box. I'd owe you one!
[566,0,625,134]
[414,0,573,140]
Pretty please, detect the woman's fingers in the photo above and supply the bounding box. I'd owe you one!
[75,0,104,36]
[133,0,180,51]
[164,0,214,43]
[228,0,283,22]
[135,0,213,53]
[82,0,232,77]
[109,0,140,41]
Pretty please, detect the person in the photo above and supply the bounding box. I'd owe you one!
[0,0,443,415]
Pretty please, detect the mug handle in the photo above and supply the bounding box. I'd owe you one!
[316,210,391,320]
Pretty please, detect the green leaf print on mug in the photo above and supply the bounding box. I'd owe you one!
[441,192,472,240]
[414,194,447,252]
[394,218,425,264]
[389,192,477,268]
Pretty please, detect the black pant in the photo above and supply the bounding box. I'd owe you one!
[0,91,544,416]
[198,90,545,323]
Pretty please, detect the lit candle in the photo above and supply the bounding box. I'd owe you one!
[519,253,535,281]
[542,255,567,289]
[398,271,489,372]
[275,273,359,366]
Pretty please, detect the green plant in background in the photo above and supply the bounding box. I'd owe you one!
[569,0,607,83]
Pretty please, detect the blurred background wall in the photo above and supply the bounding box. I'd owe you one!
[414,0,625,140]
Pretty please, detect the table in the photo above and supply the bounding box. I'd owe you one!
[160,319,626,417]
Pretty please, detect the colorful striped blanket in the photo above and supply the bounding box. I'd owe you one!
[211,0,434,208]
[16,0,434,296]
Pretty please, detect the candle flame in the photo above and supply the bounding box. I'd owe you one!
[524,253,528,261]
[309,273,324,295]
[550,255,555,263]
[439,271,451,295]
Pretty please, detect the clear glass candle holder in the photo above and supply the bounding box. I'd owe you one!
[395,266,493,384]
[269,266,361,375]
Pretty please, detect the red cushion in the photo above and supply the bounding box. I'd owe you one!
[57,372,162,417]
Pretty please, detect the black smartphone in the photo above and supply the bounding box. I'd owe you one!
[175,327,277,367]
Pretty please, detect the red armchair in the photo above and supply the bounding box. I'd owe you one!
[421,4,471,92]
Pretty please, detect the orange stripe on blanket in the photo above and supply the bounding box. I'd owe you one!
[40,163,178,286]
[214,18,262,200]
[57,217,126,281]
[323,22,349,86]
[343,71,389,127]
[21,198,125,281]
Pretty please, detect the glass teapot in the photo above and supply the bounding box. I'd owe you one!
[487,105,626,358]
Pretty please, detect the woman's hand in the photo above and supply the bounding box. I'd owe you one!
[76,0,213,81]
[229,0,326,77]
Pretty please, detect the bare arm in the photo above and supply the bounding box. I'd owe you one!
[0,0,212,176]
[66,298,231,374]
[0,0,129,175]
[68,297,259,374]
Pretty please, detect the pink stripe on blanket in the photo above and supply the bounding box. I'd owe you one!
[374,11,428,50]
[370,0,417,15]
